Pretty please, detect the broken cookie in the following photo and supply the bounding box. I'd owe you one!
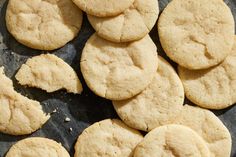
[15,54,83,94]
[0,67,49,135]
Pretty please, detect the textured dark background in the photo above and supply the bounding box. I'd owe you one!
[0,0,236,156]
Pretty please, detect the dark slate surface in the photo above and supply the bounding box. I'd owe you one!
[0,0,235,157]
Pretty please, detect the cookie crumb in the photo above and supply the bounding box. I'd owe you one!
[65,117,71,122]
[51,109,57,114]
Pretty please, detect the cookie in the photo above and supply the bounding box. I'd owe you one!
[74,119,143,157]
[0,67,49,135]
[158,0,235,69]
[88,0,159,42]
[15,54,83,94]
[80,34,158,100]
[72,0,134,17]
[5,137,70,157]
[6,0,83,50]
[134,124,210,157]
[178,37,236,109]
[113,56,184,131]
[174,105,232,157]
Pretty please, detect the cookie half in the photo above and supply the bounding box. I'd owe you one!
[113,56,184,131]
[178,37,236,109]
[6,0,83,50]
[74,119,143,157]
[80,34,158,100]
[0,67,49,135]
[134,124,210,157]
[6,137,70,157]
[174,105,232,157]
[88,0,159,42]
[15,54,83,94]
[158,0,235,69]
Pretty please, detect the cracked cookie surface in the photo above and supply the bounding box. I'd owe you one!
[72,0,134,17]
[0,67,49,135]
[113,56,184,131]
[80,34,158,100]
[174,105,232,157]
[6,0,83,50]
[88,0,159,42]
[178,37,236,109]
[74,119,143,157]
[15,54,83,94]
[6,137,70,157]
[158,0,235,69]
[134,124,210,157]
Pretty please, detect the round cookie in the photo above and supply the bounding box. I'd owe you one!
[6,0,83,50]
[74,119,143,157]
[15,54,83,94]
[80,34,158,100]
[178,37,236,109]
[5,137,70,157]
[134,124,210,157]
[0,67,50,135]
[72,0,134,17]
[158,0,235,69]
[113,56,184,131]
[174,105,232,157]
[88,0,159,42]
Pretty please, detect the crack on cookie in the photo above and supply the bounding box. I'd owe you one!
[220,64,234,105]
[163,145,181,157]
[0,96,11,131]
[119,8,150,42]
[188,35,214,60]
[119,14,128,42]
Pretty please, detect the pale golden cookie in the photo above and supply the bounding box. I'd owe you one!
[80,34,158,100]
[6,0,83,50]
[74,119,143,157]
[158,0,235,69]
[72,0,134,17]
[88,0,159,42]
[174,105,232,157]
[113,56,184,131]
[134,124,210,157]
[15,54,83,94]
[178,37,236,109]
[6,137,70,157]
[0,67,49,135]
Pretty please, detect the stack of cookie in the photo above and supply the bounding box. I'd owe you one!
[76,0,234,157]
[1,0,236,156]
[73,0,159,43]
[158,0,236,110]
[1,0,84,137]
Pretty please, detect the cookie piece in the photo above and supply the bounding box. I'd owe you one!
[174,105,232,157]
[178,37,236,109]
[74,119,143,157]
[6,137,70,157]
[113,56,184,131]
[134,124,210,157]
[6,0,83,50]
[15,54,83,94]
[158,0,235,69]
[80,34,158,100]
[88,0,159,42]
[72,0,134,17]
[0,67,49,135]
